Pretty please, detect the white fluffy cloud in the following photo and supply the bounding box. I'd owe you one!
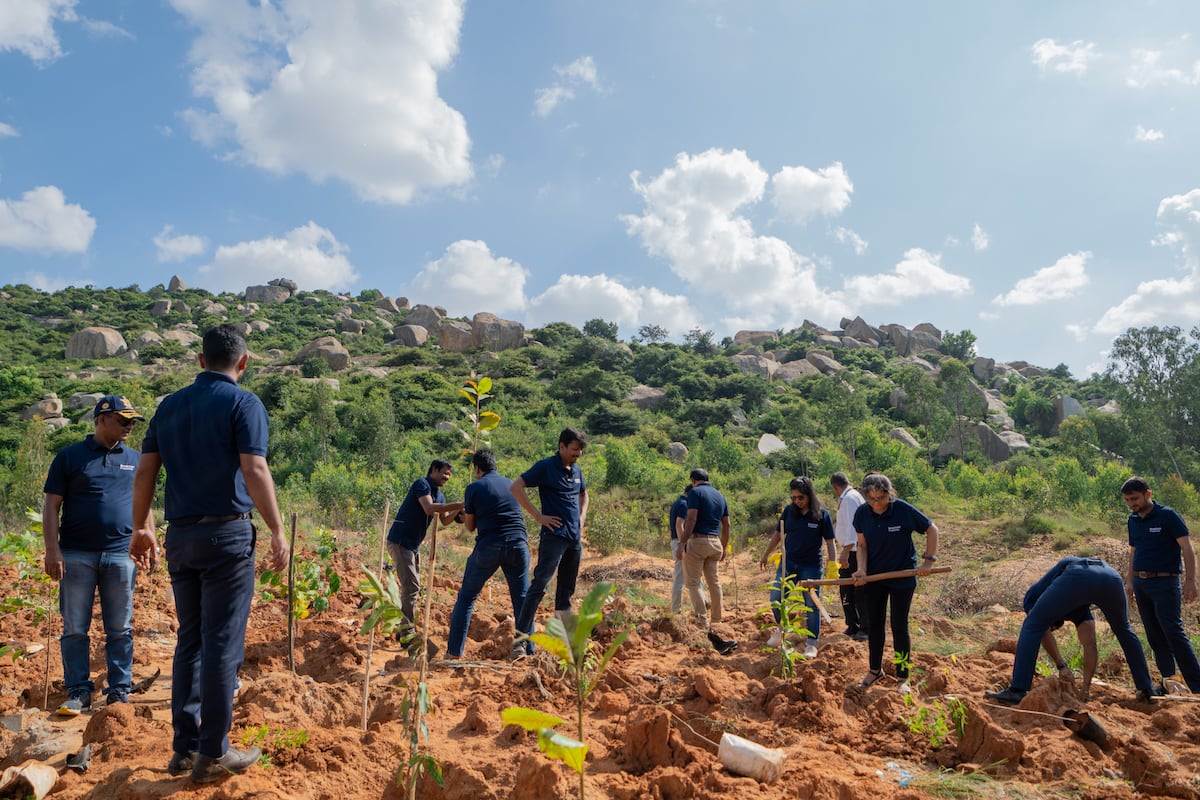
[408,240,529,317]
[771,162,853,224]
[1135,125,1164,142]
[1094,190,1200,334]
[0,122,17,137]
[971,223,989,251]
[842,248,971,306]
[833,226,868,255]
[1126,46,1200,88]
[153,224,207,263]
[534,56,600,117]
[1030,38,1098,75]
[171,0,472,204]
[0,0,76,62]
[993,251,1091,306]
[0,185,95,253]
[623,148,847,323]
[197,222,356,292]
[525,274,697,336]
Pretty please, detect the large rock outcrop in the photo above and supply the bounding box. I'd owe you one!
[295,337,351,371]
[405,304,444,330]
[392,325,429,347]
[245,284,292,304]
[471,313,524,351]
[627,385,667,410]
[734,330,779,347]
[66,327,127,359]
[437,320,475,353]
[936,423,1030,463]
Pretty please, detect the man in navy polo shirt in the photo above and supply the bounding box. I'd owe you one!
[512,427,588,656]
[446,450,530,658]
[43,395,152,716]
[130,324,288,784]
[387,459,463,650]
[986,557,1156,705]
[1122,476,1200,692]
[678,467,730,629]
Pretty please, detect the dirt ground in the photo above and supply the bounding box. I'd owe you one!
[3,523,1200,799]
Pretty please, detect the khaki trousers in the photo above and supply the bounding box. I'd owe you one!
[683,536,724,625]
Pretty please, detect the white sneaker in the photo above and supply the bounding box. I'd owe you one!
[803,643,818,659]
[897,680,912,695]
[767,629,782,648]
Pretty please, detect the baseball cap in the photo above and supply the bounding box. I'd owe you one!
[93,395,146,421]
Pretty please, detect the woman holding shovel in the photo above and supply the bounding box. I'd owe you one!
[759,476,837,658]
[852,473,939,694]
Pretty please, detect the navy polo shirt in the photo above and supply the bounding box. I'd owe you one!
[463,470,526,543]
[668,495,688,541]
[142,370,269,519]
[521,453,586,540]
[43,435,139,552]
[1128,501,1189,573]
[779,505,834,571]
[388,476,444,550]
[687,483,729,536]
[1022,557,1095,626]
[853,498,931,587]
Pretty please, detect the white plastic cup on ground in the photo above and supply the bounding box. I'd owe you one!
[717,732,785,783]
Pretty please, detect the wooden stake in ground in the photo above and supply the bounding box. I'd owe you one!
[807,588,833,625]
[287,512,297,676]
[42,591,53,709]
[798,565,952,588]
[361,500,390,731]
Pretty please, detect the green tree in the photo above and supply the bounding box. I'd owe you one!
[937,358,986,460]
[582,318,619,341]
[1106,325,1200,479]
[808,375,869,468]
[942,329,978,361]
[684,327,716,355]
[634,323,668,344]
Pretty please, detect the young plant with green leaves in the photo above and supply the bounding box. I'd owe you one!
[259,529,341,620]
[458,375,500,454]
[758,571,813,678]
[358,566,442,798]
[501,581,630,800]
[904,695,967,749]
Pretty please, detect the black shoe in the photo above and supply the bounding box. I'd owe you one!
[984,687,1027,706]
[852,631,870,642]
[1135,685,1167,702]
[707,631,738,656]
[65,744,93,773]
[167,751,196,776]
[105,691,129,705]
[190,746,261,783]
[842,626,858,636]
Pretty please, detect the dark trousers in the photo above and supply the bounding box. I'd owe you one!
[1133,575,1200,691]
[839,551,868,635]
[447,537,530,657]
[1012,560,1152,692]
[165,519,256,759]
[515,533,582,654]
[863,581,915,678]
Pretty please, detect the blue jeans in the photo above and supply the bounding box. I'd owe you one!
[59,549,136,696]
[1012,559,1152,693]
[166,520,256,759]
[515,533,582,654]
[447,537,530,657]
[770,563,822,639]
[1133,575,1200,691]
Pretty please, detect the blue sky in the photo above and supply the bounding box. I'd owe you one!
[2,1,1199,377]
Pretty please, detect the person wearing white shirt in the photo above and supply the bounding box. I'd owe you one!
[832,473,869,640]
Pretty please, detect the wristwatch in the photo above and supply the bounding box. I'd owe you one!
[921,553,937,562]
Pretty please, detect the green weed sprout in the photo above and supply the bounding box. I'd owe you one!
[501,581,629,800]
[905,697,967,749]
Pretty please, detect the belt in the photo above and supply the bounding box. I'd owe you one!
[691,532,720,537]
[1133,571,1181,579]
[170,512,252,527]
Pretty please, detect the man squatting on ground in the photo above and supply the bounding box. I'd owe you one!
[831,472,869,641]
[1122,476,1200,692]
[130,324,289,783]
[985,556,1158,705]
[44,395,153,715]
[678,468,730,629]
[447,450,531,658]
[387,459,463,651]
[511,427,589,657]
